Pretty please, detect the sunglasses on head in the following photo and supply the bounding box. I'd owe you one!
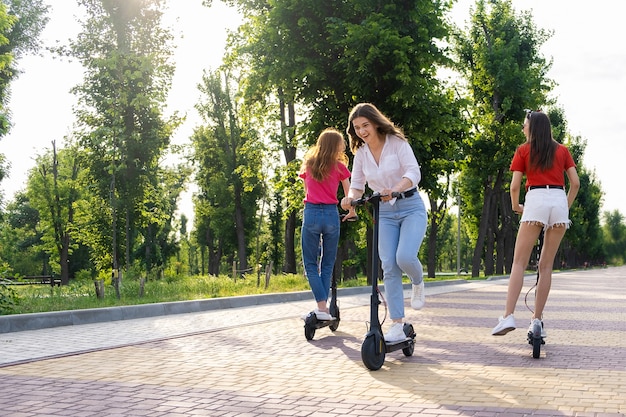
[524,108,542,119]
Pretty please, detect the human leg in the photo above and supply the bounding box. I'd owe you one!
[378,210,404,322]
[394,199,427,309]
[533,224,566,319]
[395,202,427,284]
[492,221,542,335]
[504,222,543,316]
[301,207,326,304]
[318,207,340,303]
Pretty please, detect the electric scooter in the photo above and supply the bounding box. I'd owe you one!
[352,192,416,370]
[525,229,546,358]
[303,213,355,340]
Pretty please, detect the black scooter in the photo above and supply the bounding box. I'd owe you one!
[526,230,546,358]
[352,192,416,370]
[303,212,356,340]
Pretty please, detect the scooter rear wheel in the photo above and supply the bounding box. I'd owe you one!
[329,306,340,331]
[402,323,416,356]
[361,335,385,370]
[531,322,542,358]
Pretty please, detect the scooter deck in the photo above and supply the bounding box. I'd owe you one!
[384,337,414,352]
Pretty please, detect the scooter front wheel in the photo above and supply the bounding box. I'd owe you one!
[361,334,385,370]
[304,313,317,340]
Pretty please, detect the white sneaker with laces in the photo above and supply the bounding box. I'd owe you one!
[491,314,516,335]
[384,322,406,342]
[411,281,425,310]
[528,318,547,338]
[314,309,334,321]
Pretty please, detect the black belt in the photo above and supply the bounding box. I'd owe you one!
[395,187,417,199]
[529,185,563,190]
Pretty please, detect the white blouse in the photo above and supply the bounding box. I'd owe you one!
[351,134,421,193]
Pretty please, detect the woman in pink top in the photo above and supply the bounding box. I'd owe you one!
[299,128,356,320]
[492,110,580,337]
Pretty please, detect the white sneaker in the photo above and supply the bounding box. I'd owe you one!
[528,318,547,338]
[314,309,334,321]
[492,314,516,335]
[384,322,406,342]
[411,281,425,310]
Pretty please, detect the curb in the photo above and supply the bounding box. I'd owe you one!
[0,279,477,334]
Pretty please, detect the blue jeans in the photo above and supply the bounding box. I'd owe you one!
[379,194,427,320]
[301,203,341,302]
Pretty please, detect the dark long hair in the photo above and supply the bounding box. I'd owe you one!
[527,111,557,171]
[346,103,406,154]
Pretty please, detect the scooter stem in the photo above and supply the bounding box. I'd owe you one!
[369,194,382,330]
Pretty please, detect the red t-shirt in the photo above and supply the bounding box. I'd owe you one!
[510,142,576,189]
[299,162,351,204]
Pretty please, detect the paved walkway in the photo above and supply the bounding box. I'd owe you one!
[0,267,624,416]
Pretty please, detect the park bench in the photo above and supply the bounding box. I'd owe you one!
[1,275,62,287]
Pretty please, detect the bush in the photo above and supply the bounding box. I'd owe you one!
[1,261,20,314]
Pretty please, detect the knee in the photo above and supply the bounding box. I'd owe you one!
[396,254,419,271]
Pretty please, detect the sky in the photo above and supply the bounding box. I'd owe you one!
[1,0,625,223]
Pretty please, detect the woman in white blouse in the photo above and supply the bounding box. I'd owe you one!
[340,103,428,342]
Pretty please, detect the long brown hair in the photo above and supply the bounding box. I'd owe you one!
[346,103,406,154]
[527,111,557,171]
[301,128,348,182]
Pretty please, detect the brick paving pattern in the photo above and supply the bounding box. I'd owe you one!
[1,267,624,416]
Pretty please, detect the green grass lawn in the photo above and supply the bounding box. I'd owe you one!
[1,273,478,316]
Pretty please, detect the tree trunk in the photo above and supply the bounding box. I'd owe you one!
[427,196,447,279]
[234,184,247,271]
[279,96,298,274]
[283,211,297,273]
[472,182,493,277]
[484,191,496,276]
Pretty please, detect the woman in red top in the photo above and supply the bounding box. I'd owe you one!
[492,110,580,337]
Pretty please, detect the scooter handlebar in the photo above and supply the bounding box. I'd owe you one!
[351,191,401,206]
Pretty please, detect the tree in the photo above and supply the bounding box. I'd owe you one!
[62,0,181,281]
[192,69,265,275]
[26,141,82,284]
[454,0,552,277]
[603,210,626,265]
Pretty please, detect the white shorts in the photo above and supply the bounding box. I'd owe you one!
[521,188,570,229]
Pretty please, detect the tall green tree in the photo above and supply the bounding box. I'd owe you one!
[603,210,626,265]
[192,70,265,275]
[26,141,82,284]
[454,0,552,277]
[62,0,181,279]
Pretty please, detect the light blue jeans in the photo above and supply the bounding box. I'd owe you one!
[379,194,427,320]
[301,203,341,302]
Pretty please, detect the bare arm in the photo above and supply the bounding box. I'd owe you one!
[510,171,524,214]
[565,166,580,208]
[340,178,357,220]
